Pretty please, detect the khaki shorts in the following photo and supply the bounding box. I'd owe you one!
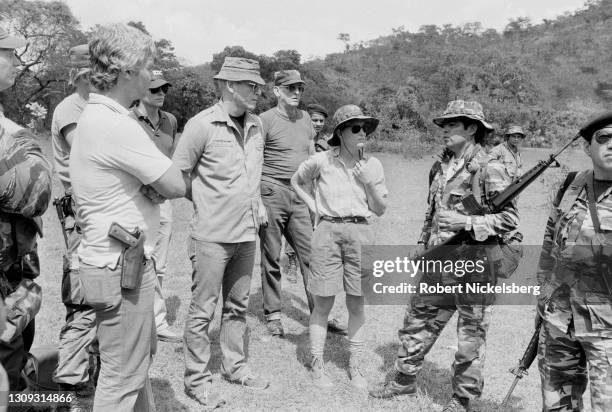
[308,220,374,297]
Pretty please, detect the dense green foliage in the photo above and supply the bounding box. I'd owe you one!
[2,0,611,154]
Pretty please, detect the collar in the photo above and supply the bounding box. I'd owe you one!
[209,101,259,132]
[88,93,130,115]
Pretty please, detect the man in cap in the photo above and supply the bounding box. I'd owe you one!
[0,27,51,391]
[535,112,612,412]
[173,56,269,407]
[71,24,186,410]
[308,103,330,152]
[490,124,525,180]
[51,43,99,410]
[370,100,519,412]
[129,70,182,344]
[259,70,346,337]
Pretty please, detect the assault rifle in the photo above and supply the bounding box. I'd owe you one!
[418,133,582,261]
[502,315,542,407]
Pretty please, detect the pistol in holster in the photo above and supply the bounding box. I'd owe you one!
[108,222,146,290]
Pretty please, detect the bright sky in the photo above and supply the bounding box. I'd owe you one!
[56,0,587,65]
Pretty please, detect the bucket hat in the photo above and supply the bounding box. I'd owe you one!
[213,57,265,86]
[433,100,494,131]
[328,104,378,147]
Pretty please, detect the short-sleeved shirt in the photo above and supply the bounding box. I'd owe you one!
[129,106,178,158]
[261,108,315,180]
[172,102,264,243]
[51,93,87,194]
[294,148,387,218]
[70,93,172,268]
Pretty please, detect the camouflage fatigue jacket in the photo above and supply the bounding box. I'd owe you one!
[537,170,612,337]
[0,115,51,297]
[420,143,519,248]
[490,143,522,180]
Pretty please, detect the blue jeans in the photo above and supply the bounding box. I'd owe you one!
[259,179,313,320]
[183,239,255,392]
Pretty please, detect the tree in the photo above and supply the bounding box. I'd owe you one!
[0,0,85,125]
[337,33,351,52]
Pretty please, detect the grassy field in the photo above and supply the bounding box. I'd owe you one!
[34,145,591,411]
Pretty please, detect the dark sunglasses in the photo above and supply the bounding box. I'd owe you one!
[347,124,367,134]
[595,134,612,145]
[281,84,305,93]
[150,84,170,94]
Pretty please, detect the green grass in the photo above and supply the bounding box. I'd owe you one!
[34,145,591,411]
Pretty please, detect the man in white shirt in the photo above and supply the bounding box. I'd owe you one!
[70,24,185,411]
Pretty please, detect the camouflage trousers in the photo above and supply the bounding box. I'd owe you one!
[396,294,492,399]
[54,225,98,388]
[538,320,612,412]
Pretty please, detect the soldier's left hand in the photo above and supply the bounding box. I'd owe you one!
[140,185,166,204]
[438,210,469,231]
[353,159,376,185]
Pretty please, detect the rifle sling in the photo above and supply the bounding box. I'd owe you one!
[586,171,603,234]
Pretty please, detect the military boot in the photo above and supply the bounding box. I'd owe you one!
[368,372,417,398]
[442,394,470,412]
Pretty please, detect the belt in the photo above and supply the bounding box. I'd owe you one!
[320,216,367,224]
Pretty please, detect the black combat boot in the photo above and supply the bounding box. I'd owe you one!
[368,372,417,398]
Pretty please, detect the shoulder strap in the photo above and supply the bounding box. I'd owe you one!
[429,160,442,188]
[556,170,590,214]
[585,171,603,233]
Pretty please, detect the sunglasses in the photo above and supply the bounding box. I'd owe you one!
[150,84,170,94]
[240,81,262,94]
[347,124,367,134]
[595,134,612,145]
[280,84,305,94]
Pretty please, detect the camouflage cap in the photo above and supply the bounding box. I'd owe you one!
[213,57,265,86]
[274,70,304,86]
[580,111,612,141]
[0,26,26,49]
[505,125,525,137]
[433,100,494,131]
[328,104,379,147]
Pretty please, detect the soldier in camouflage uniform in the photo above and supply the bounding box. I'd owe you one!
[0,27,52,391]
[489,124,524,180]
[536,112,612,412]
[370,100,519,412]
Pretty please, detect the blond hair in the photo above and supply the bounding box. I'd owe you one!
[89,23,156,91]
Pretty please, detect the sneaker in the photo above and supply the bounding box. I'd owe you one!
[225,373,269,390]
[368,373,417,398]
[266,319,284,337]
[185,387,226,410]
[327,318,348,336]
[157,327,183,343]
[309,356,333,389]
[286,254,298,284]
[442,395,470,412]
[349,365,367,389]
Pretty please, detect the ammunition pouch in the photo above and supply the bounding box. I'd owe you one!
[485,232,524,280]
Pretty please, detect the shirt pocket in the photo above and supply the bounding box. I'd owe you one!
[585,293,612,331]
[208,138,234,149]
